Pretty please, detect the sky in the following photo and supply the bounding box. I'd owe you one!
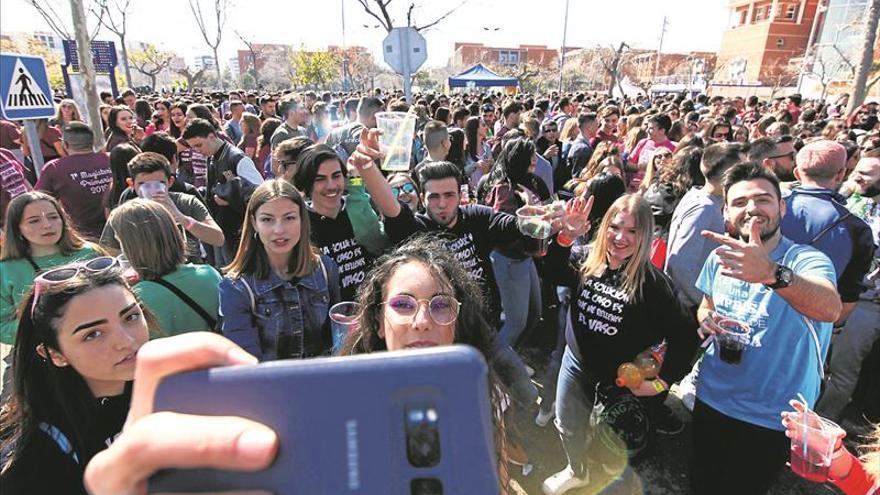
[0,0,731,69]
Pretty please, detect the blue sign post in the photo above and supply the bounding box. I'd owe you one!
[0,52,56,176]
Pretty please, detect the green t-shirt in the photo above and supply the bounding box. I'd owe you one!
[134,263,222,338]
[0,245,102,344]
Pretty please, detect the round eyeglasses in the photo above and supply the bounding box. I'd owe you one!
[381,294,461,326]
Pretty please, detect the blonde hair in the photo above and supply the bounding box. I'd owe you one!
[579,194,654,301]
[560,117,580,143]
[623,127,647,154]
[108,199,185,280]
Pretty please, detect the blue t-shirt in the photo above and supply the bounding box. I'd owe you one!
[695,236,836,431]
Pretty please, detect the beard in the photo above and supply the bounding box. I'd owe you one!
[862,179,880,198]
[772,162,796,182]
[739,215,781,243]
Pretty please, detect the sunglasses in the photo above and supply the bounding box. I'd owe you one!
[30,256,126,318]
[543,128,558,133]
[381,294,461,326]
[391,183,416,197]
[769,151,796,161]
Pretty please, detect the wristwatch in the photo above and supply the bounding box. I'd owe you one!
[764,263,794,290]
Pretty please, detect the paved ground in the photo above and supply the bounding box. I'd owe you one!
[505,345,854,495]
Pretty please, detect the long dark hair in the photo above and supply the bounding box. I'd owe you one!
[224,179,320,280]
[1,192,87,260]
[106,106,134,138]
[479,137,538,202]
[187,103,222,131]
[340,235,494,360]
[465,116,481,161]
[0,270,151,474]
[106,143,140,211]
[168,102,188,138]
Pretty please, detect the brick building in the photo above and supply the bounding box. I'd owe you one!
[451,43,578,71]
[716,0,823,86]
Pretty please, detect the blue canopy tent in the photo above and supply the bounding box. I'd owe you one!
[448,63,518,88]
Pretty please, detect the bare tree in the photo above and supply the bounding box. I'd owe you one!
[90,0,133,88]
[129,44,173,89]
[354,0,466,32]
[596,42,630,97]
[847,0,880,115]
[27,0,103,40]
[234,31,266,89]
[176,65,207,89]
[188,0,228,88]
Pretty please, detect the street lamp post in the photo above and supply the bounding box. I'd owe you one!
[558,0,570,93]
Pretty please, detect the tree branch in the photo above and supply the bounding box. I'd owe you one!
[27,0,72,39]
[355,0,392,31]
[414,0,467,32]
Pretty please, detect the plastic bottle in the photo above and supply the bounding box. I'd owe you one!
[615,343,667,389]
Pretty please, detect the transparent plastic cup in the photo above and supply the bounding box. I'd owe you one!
[715,318,750,365]
[329,302,360,353]
[516,205,553,256]
[789,411,845,483]
[375,112,416,172]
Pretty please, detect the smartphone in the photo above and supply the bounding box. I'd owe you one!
[137,180,167,199]
[148,345,499,495]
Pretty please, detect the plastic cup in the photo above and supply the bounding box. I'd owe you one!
[375,112,416,172]
[789,410,844,482]
[516,205,553,256]
[715,318,750,365]
[329,302,360,353]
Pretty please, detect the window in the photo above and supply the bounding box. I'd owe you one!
[755,6,765,21]
[776,37,785,48]
[785,4,797,19]
[740,10,748,25]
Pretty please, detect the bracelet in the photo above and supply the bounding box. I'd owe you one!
[557,232,574,247]
[183,216,196,230]
[650,380,667,393]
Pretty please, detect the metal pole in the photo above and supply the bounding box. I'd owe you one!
[402,30,413,103]
[341,0,349,91]
[797,0,825,93]
[557,0,570,94]
[23,120,45,178]
[653,16,668,81]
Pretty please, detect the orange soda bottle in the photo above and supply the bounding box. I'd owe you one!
[615,343,667,389]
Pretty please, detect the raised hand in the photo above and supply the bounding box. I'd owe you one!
[701,217,776,284]
[561,195,594,240]
[347,128,383,171]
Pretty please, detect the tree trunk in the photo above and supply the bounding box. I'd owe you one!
[120,34,133,88]
[847,0,880,116]
[149,73,157,90]
[70,0,105,150]
[213,47,222,89]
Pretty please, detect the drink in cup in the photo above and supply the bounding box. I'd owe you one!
[716,318,750,364]
[375,112,416,172]
[329,302,360,353]
[789,410,844,482]
[516,205,553,256]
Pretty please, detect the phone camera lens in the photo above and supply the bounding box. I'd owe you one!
[411,478,443,495]
[405,406,441,468]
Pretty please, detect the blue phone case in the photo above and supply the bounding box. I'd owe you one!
[148,345,499,494]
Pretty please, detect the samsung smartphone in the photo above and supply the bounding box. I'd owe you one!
[148,345,499,495]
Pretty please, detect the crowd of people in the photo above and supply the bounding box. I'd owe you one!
[0,84,878,495]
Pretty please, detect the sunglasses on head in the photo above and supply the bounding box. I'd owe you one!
[392,182,416,197]
[30,256,127,318]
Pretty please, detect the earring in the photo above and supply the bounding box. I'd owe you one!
[253,231,258,239]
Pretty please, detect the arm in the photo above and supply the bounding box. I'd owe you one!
[653,271,700,384]
[348,128,401,218]
[154,192,225,247]
[235,156,264,186]
[345,176,388,256]
[218,277,263,360]
[52,140,66,158]
[773,272,842,323]
[185,215,225,247]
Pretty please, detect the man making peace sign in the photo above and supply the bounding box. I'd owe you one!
[689,161,842,495]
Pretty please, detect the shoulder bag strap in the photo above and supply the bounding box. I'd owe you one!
[781,245,825,380]
[152,278,218,329]
[808,211,853,245]
[24,255,40,272]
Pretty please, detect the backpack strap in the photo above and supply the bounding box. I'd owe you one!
[240,275,257,314]
[152,278,218,329]
[24,255,40,272]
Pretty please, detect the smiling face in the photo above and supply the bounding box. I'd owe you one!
[390,175,419,211]
[19,200,62,249]
[310,159,345,212]
[605,211,638,269]
[601,114,619,135]
[850,158,880,197]
[724,178,785,243]
[252,197,301,262]
[116,109,134,133]
[49,285,148,397]
[379,261,457,351]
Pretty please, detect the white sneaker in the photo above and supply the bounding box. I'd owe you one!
[542,465,589,495]
[535,403,556,427]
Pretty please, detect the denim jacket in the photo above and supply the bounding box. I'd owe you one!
[219,255,340,360]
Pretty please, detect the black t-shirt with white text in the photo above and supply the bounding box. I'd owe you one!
[308,201,375,302]
[384,202,522,324]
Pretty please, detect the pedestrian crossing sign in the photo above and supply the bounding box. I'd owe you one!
[0,53,55,120]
